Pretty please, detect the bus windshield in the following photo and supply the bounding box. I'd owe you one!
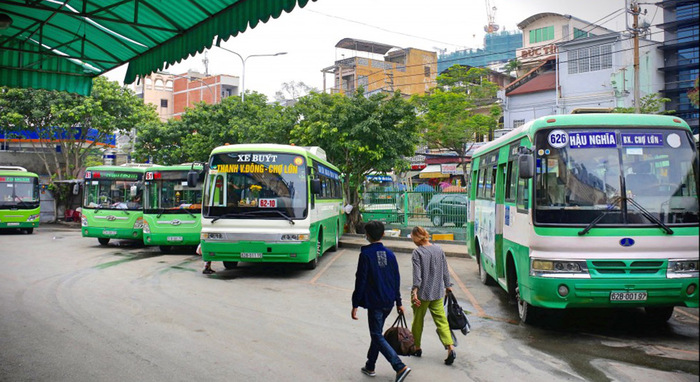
[144,172,202,214]
[83,173,143,211]
[0,176,39,208]
[203,152,308,220]
[534,128,699,226]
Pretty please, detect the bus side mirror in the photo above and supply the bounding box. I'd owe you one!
[518,153,535,179]
[130,185,138,197]
[72,183,80,195]
[311,179,322,195]
[187,171,198,188]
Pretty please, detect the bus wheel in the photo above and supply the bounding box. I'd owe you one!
[516,284,540,324]
[24,228,34,234]
[159,246,172,253]
[644,306,674,323]
[329,228,339,252]
[98,238,110,246]
[305,238,321,270]
[478,255,496,286]
[223,262,238,270]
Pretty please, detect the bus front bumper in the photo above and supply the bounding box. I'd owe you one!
[0,221,38,229]
[82,227,143,240]
[144,232,201,246]
[200,240,314,263]
[522,276,700,309]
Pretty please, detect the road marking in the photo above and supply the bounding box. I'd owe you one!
[674,308,699,321]
[309,250,344,285]
[448,264,485,317]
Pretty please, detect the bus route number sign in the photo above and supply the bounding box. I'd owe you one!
[548,130,568,148]
[259,198,277,208]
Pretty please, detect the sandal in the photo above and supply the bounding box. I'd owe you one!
[445,349,456,365]
[202,268,215,274]
[411,348,422,357]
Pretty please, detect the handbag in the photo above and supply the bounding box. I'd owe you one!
[445,291,471,335]
[383,312,416,356]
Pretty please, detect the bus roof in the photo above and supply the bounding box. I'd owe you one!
[209,144,339,171]
[146,164,204,172]
[474,113,692,157]
[0,169,39,177]
[84,164,162,173]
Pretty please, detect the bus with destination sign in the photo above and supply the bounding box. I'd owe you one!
[0,166,40,234]
[142,164,204,252]
[81,164,158,245]
[194,144,344,270]
[467,114,699,324]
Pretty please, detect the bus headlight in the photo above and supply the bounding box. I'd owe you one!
[668,260,700,278]
[531,259,590,278]
[81,214,88,227]
[26,214,40,221]
[142,220,150,234]
[281,234,309,241]
[133,217,144,229]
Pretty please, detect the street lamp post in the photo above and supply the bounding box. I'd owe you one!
[215,46,287,102]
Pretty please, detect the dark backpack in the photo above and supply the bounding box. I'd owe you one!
[383,312,415,356]
[445,291,470,335]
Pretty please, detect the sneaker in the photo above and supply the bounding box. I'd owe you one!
[444,349,456,365]
[361,367,376,377]
[395,366,411,382]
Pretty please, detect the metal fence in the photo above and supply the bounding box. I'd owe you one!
[360,187,469,240]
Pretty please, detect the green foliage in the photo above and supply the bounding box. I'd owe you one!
[290,89,418,232]
[134,92,295,164]
[614,93,673,114]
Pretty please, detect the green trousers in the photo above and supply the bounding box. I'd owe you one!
[411,298,453,349]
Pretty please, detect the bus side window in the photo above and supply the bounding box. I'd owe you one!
[490,166,497,200]
[505,161,516,203]
[517,177,529,211]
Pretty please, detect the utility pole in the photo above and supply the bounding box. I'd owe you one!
[631,0,641,113]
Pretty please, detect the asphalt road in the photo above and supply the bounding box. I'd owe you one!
[1,225,698,382]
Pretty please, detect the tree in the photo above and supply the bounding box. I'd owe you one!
[614,93,673,114]
[274,81,316,102]
[504,59,522,77]
[135,92,296,164]
[412,66,501,183]
[0,77,159,181]
[290,90,419,232]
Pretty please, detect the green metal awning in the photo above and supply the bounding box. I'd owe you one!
[0,0,315,95]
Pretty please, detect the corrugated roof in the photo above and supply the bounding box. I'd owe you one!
[335,38,399,55]
[0,0,315,95]
[506,71,556,96]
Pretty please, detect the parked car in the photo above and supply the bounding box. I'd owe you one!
[426,194,468,227]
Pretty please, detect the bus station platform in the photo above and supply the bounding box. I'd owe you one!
[339,234,469,258]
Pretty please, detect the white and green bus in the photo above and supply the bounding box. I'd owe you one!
[468,114,699,324]
[143,164,204,252]
[194,144,345,270]
[0,166,40,234]
[82,164,157,245]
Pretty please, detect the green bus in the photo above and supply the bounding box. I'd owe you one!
[143,164,204,252]
[0,166,40,234]
[81,164,157,245]
[468,114,699,324]
[196,144,345,270]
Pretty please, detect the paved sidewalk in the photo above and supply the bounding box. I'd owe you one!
[339,233,469,258]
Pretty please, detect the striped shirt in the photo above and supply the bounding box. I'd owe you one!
[412,244,453,301]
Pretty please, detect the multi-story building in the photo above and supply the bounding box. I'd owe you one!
[515,13,614,75]
[172,71,239,119]
[133,72,175,122]
[322,38,437,97]
[501,13,663,130]
[438,30,522,74]
[657,0,699,133]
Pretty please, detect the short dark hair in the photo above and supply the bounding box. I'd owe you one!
[364,221,384,242]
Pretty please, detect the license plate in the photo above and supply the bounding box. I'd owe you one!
[167,236,183,242]
[610,291,647,302]
[7,222,19,226]
[240,252,262,259]
[103,230,117,235]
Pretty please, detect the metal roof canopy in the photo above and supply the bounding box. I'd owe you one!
[335,38,400,55]
[0,0,315,95]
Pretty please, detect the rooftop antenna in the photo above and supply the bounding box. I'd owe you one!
[202,51,210,76]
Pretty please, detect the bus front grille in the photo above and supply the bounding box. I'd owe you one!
[589,260,666,277]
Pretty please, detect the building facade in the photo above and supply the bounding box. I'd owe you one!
[657,0,699,133]
[172,71,239,119]
[437,30,523,74]
[322,38,437,97]
[133,72,175,122]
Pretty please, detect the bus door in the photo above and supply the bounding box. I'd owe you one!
[494,161,507,280]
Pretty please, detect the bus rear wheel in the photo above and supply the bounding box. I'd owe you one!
[223,261,238,270]
[478,256,496,286]
[645,306,674,323]
[24,228,34,234]
[98,238,110,246]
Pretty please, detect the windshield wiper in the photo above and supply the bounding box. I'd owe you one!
[210,210,295,224]
[183,208,196,218]
[156,208,166,218]
[211,212,252,223]
[626,196,674,235]
[579,196,621,236]
[250,209,295,225]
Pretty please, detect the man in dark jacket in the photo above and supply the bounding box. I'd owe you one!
[351,221,411,382]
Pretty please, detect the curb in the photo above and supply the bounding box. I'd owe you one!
[339,235,469,258]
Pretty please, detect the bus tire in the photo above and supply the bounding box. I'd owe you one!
[329,225,339,252]
[306,236,321,270]
[24,228,34,234]
[644,306,674,323]
[98,238,110,246]
[476,244,496,286]
[159,246,172,253]
[516,284,540,324]
[223,261,238,270]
